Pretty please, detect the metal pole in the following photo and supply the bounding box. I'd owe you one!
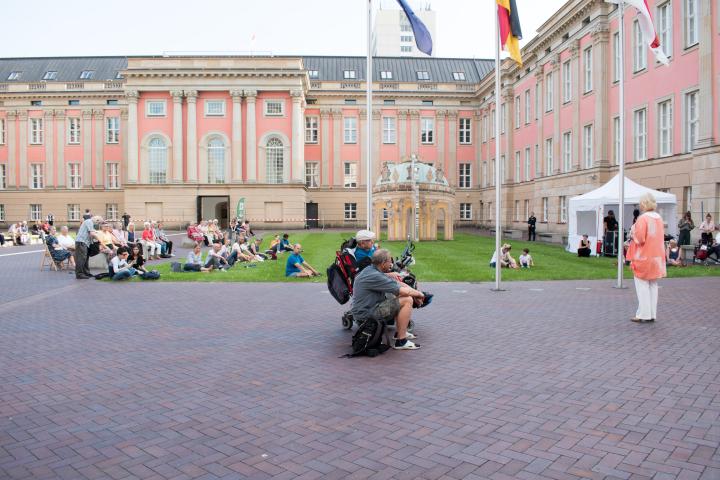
[493,1,503,291]
[412,154,419,242]
[366,0,374,231]
[616,0,626,288]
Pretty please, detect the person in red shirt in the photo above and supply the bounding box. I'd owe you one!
[142,222,160,260]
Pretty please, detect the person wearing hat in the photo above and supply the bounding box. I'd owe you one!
[354,229,378,266]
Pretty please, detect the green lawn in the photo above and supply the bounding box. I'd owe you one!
[148,232,720,282]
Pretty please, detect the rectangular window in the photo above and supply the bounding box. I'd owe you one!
[68,99,80,106]
[31,101,42,107]
[106,204,118,221]
[421,118,434,144]
[500,104,506,134]
[67,204,80,221]
[30,118,44,144]
[68,117,81,144]
[524,200,530,220]
[524,90,531,124]
[491,159,495,186]
[344,162,357,188]
[43,71,57,81]
[421,100,433,106]
[205,100,225,116]
[344,117,357,144]
[400,35,413,42]
[383,99,395,105]
[79,70,95,80]
[481,162,488,187]
[535,144,539,177]
[0,118,5,145]
[459,117,471,144]
[7,71,22,81]
[344,203,357,220]
[657,2,673,59]
[562,60,572,103]
[107,99,118,105]
[107,163,120,189]
[416,71,430,81]
[514,96,521,128]
[542,197,549,222]
[265,100,284,116]
[491,110,496,138]
[514,151,521,182]
[613,116,621,165]
[482,115,488,142]
[584,46,593,92]
[545,138,554,175]
[146,100,166,117]
[401,46,412,53]
[613,32,621,82]
[305,162,319,188]
[344,99,357,105]
[343,70,357,79]
[535,83,540,119]
[380,71,393,80]
[30,204,42,222]
[68,163,82,189]
[562,131,572,172]
[30,164,44,189]
[684,0,698,47]
[305,116,319,143]
[560,196,568,223]
[583,124,594,168]
[383,117,397,144]
[452,72,466,81]
[685,90,699,152]
[0,204,4,221]
[459,163,471,189]
[545,72,554,112]
[308,70,319,79]
[106,117,120,144]
[0,164,6,189]
[634,108,647,161]
[515,200,520,221]
[633,20,647,72]
[460,203,472,221]
[524,147,531,181]
[658,99,673,157]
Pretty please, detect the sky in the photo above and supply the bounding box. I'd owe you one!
[1,0,567,59]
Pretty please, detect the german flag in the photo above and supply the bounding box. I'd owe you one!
[497,0,523,66]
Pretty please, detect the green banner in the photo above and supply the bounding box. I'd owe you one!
[236,197,245,221]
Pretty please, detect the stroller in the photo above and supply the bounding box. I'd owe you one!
[327,237,418,331]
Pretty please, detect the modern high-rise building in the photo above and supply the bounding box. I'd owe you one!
[373,1,437,57]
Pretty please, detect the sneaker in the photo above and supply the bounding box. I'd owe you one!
[413,292,434,308]
[393,332,417,340]
[393,338,420,350]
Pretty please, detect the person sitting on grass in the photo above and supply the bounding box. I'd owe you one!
[110,247,137,281]
[577,234,592,257]
[489,243,518,269]
[519,248,534,268]
[183,244,211,272]
[127,243,148,274]
[285,243,320,277]
[278,233,293,253]
[665,239,683,267]
[205,241,230,271]
[231,237,256,263]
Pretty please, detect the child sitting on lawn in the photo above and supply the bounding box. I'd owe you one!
[519,248,534,268]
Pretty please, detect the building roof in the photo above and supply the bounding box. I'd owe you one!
[0,55,494,84]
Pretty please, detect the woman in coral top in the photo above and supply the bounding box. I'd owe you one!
[627,193,666,323]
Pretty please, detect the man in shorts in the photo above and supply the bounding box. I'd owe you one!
[285,243,320,277]
[351,249,425,350]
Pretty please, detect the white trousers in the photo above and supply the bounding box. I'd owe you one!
[634,276,658,320]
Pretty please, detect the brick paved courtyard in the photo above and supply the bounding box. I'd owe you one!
[1,244,718,480]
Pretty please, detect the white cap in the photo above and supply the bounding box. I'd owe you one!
[356,230,376,241]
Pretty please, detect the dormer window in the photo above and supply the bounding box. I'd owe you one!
[79,70,95,80]
[43,71,58,81]
[416,71,430,81]
[380,71,393,80]
[452,72,466,81]
[115,72,124,79]
[7,71,22,81]
[343,70,357,79]
[308,70,319,79]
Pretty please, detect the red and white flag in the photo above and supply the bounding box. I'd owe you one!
[607,0,669,65]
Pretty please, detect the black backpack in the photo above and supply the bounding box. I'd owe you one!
[327,263,351,304]
[344,317,389,358]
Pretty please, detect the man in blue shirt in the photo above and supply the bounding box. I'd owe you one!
[353,229,377,267]
[74,215,102,279]
[285,243,320,277]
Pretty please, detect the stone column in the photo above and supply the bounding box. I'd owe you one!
[18,111,27,188]
[82,109,92,188]
[230,89,243,182]
[54,110,65,187]
[436,110,446,174]
[570,40,581,171]
[171,90,184,183]
[244,90,257,182]
[534,70,544,177]
[185,90,198,183]
[503,87,515,182]
[320,107,331,186]
[398,109,408,159]
[44,110,54,188]
[409,110,419,154]
[592,22,610,166]
[291,89,304,183]
[6,111,16,188]
[332,108,342,187]
[120,108,127,187]
[126,90,139,184]
[93,109,104,187]
[696,0,715,147]
[551,57,561,175]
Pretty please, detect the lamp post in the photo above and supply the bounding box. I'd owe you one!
[411,154,420,242]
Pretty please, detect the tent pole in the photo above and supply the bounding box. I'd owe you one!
[616,0,627,289]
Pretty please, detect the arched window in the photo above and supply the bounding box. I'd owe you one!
[207,137,225,184]
[266,138,284,184]
[148,137,167,184]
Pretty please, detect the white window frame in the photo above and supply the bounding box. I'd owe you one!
[459,163,471,189]
[524,90,531,124]
[30,118,44,145]
[207,137,226,184]
[30,204,42,222]
[684,0,698,47]
[684,90,699,152]
[8,71,22,81]
[482,115,488,143]
[344,117,358,144]
[633,20,648,73]
[452,72,466,81]
[106,203,118,221]
[204,100,226,117]
[482,162,488,187]
[400,46,412,53]
[343,70,357,80]
[514,200,520,221]
[459,117,471,144]
[43,71,57,81]
[343,162,357,188]
[613,116,621,165]
[380,71,393,80]
[0,163,6,189]
[264,99,284,117]
[266,138,284,184]
[30,164,44,189]
[305,116,319,144]
[308,70,319,79]
[658,99,673,157]
[583,46,593,92]
[79,70,95,80]
[106,117,120,144]
[657,2,673,59]
[68,117,81,144]
[0,204,5,221]
[514,96,521,128]
[344,203,357,220]
[524,147,531,181]
[545,72,554,112]
[148,137,168,184]
[383,117,397,144]
[514,151,521,182]
[545,138,554,175]
[68,163,82,189]
[562,131,572,173]
[634,107,648,161]
[490,110,495,138]
[0,118,5,145]
[305,161,319,188]
[460,203,472,221]
[542,197,549,222]
[421,118,434,144]
[562,60,572,103]
[500,104,506,134]
[583,124,594,168]
[613,32,621,83]
[524,200,530,220]
[416,71,430,81]
[560,196,568,223]
[106,162,120,189]
[146,100,167,117]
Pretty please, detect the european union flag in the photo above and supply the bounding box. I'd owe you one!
[396,0,433,56]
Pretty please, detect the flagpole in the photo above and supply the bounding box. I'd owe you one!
[493,1,503,291]
[616,0,626,288]
[366,0,373,231]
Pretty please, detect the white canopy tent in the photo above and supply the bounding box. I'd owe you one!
[566,174,677,255]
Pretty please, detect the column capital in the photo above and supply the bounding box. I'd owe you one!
[409,109,420,118]
[569,39,581,59]
[397,109,409,119]
[330,108,343,117]
[53,109,66,119]
[320,107,332,118]
[43,110,55,119]
[436,109,448,118]
[185,90,198,102]
[125,90,139,103]
[359,108,367,119]
[170,90,184,102]
[244,89,258,99]
[230,89,243,100]
[446,110,459,119]
[92,109,104,118]
[591,22,610,44]
[82,109,93,119]
[290,89,303,99]
[534,67,545,82]
[549,54,561,71]
[17,110,28,120]
[6,110,17,119]
[120,108,128,120]
[372,108,381,120]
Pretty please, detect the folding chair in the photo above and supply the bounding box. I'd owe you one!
[40,246,59,271]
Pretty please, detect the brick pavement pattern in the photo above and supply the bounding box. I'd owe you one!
[0,247,719,480]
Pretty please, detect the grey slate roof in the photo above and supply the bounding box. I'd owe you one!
[0,56,494,84]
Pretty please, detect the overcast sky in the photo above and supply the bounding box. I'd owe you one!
[2,0,567,59]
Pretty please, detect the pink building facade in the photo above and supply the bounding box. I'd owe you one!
[0,0,717,241]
